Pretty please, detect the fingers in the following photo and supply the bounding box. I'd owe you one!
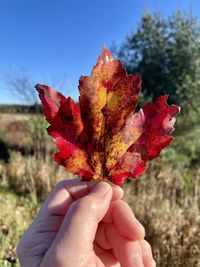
[97,224,155,267]
[57,182,112,244]
[106,224,144,267]
[39,178,124,217]
[95,249,120,267]
[140,240,156,267]
[40,182,113,267]
[120,240,144,267]
[103,200,145,240]
[27,178,123,252]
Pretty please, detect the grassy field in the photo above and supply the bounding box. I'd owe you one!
[0,183,37,267]
[0,113,200,267]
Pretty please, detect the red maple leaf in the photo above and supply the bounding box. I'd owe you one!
[35,48,180,185]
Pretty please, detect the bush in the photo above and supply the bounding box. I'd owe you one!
[28,116,48,160]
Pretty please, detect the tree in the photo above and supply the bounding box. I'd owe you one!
[117,10,200,117]
[117,9,200,164]
[6,68,68,105]
[6,69,38,105]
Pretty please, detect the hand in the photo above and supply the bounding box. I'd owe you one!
[17,178,156,267]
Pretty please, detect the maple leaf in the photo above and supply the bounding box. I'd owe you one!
[35,48,180,185]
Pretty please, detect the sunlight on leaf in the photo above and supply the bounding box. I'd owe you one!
[36,48,180,185]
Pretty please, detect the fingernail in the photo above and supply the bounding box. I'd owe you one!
[107,181,124,196]
[133,253,144,267]
[114,185,124,196]
[92,182,110,197]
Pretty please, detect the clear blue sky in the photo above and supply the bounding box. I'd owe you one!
[0,0,200,103]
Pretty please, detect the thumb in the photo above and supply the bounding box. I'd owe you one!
[45,182,112,265]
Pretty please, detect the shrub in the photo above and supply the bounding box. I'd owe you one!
[28,116,48,160]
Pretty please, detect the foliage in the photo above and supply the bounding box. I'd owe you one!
[36,48,179,185]
[28,116,48,160]
[116,9,200,173]
[0,104,41,114]
[28,116,47,140]
[117,10,200,119]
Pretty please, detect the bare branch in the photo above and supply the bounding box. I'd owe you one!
[6,69,38,104]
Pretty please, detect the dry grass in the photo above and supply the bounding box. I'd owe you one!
[5,152,70,202]
[0,183,38,267]
[0,113,200,266]
[1,154,199,266]
[0,113,31,124]
[123,159,200,267]
[0,155,72,267]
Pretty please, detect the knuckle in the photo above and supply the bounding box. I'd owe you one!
[141,239,152,252]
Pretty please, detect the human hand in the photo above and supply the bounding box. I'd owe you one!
[17,178,156,267]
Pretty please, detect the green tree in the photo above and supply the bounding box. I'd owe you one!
[118,10,200,117]
[117,10,200,165]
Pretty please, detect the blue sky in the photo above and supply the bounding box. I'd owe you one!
[0,0,200,103]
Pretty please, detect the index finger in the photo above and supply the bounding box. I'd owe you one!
[39,178,124,216]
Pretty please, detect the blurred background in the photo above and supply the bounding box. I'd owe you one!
[0,1,200,266]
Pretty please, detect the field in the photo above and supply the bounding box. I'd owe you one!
[0,113,200,267]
